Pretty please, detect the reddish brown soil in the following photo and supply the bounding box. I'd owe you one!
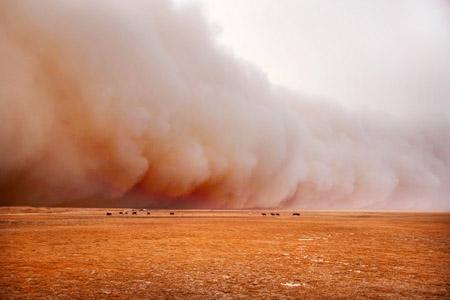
[0,207,449,299]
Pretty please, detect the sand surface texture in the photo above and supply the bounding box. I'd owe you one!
[1,207,449,299]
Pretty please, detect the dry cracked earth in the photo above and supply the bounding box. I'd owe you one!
[0,207,449,299]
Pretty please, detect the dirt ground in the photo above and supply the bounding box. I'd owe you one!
[0,207,449,299]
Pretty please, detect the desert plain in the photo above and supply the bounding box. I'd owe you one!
[0,207,449,299]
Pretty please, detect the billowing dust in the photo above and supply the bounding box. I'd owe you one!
[1,1,449,210]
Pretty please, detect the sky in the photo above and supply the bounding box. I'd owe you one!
[175,0,450,115]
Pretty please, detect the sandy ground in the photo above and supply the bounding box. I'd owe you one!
[0,207,449,299]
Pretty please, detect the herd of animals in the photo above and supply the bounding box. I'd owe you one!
[105,210,301,217]
[105,210,150,216]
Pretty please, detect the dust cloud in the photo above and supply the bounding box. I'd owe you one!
[1,0,449,209]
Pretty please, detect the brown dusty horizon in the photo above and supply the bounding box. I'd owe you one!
[1,205,450,213]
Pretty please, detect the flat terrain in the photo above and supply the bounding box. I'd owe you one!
[0,207,449,299]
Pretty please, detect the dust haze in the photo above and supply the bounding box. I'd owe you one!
[1,0,449,209]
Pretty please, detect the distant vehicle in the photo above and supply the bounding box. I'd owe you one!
[132,211,137,215]
[261,213,267,216]
[293,213,301,216]
[106,212,112,216]
[170,212,175,215]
